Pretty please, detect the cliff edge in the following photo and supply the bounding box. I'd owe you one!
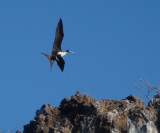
[23,92,160,133]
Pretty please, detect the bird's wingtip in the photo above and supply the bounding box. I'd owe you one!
[59,18,62,21]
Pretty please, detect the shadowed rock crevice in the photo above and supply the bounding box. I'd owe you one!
[23,92,160,133]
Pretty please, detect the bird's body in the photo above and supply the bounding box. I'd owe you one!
[57,51,68,57]
[41,18,73,72]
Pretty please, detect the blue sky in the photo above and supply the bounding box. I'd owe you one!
[0,1,160,132]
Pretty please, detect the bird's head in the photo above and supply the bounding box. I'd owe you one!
[65,50,74,53]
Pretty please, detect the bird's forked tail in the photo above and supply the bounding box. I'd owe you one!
[41,53,51,60]
[41,53,54,71]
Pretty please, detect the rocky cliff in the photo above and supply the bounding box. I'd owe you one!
[22,92,160,133]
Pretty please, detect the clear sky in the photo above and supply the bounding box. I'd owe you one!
[0,1,160,132]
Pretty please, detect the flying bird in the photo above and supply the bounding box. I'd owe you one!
[41,18,73,72]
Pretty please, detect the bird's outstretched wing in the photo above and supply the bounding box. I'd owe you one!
[52,18,64,53]
[56,56,65,72]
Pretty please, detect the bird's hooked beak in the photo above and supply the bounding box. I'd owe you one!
[69,50,74,53]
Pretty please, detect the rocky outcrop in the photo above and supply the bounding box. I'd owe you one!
[23,92,160,133]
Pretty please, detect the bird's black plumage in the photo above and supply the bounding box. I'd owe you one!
[52,18,64,54]
[56,55,65,71]
[41,18,72,72]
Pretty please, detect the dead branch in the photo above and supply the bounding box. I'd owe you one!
[139,78,160,94]
[135,83,152,101]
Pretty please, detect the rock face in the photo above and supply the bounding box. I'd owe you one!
[23,92,160,133]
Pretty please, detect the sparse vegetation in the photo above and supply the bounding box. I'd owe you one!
[135,77,160,101]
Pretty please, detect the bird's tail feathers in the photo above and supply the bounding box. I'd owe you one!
[50,60,54,71]
[41,53,51,60]
[41,53,54,71]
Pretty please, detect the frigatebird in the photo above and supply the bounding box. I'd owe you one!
[41,18,73,72]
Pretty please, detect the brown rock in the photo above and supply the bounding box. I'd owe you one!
[23,92,159,133]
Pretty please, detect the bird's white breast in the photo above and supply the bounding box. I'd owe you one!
[57,52,67,57]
